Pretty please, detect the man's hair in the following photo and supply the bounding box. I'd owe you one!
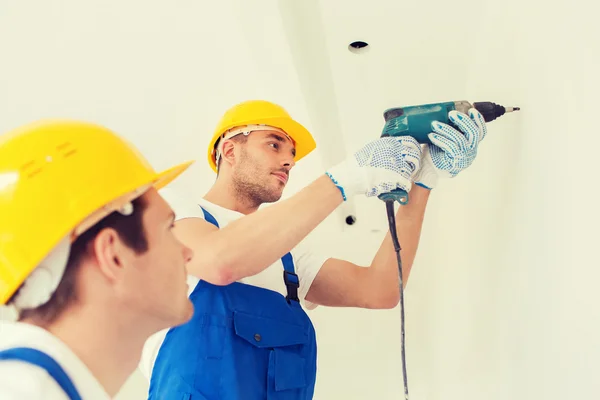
[216,133,249,174]
[17,195,149,325]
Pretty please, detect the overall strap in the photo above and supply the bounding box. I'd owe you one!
[199,206,300,303]
[281,253,299,303]
[0,347,83,400]
[200,206,219,228]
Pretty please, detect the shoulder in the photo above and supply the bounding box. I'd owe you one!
[0,362,68,399]
[291,235,329,269]
[158,187,205,221]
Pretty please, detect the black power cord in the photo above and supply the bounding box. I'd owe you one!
[385,199,409,400]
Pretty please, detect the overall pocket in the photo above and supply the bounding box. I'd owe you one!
[232,310,310,399]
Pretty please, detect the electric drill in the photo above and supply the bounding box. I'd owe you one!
[378,100,520,204]
[377,100,520,400]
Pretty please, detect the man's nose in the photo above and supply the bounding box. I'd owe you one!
[281,154,296,168]
[182,244,193,263]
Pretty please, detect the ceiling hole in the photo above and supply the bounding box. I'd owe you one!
[348,41,370,54]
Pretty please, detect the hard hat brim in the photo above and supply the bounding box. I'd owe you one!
[153,160,195,190]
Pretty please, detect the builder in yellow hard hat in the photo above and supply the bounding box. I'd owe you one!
[0,120,194,399]
[142,99,489,399]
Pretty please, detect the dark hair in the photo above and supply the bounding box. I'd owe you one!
[216,133,248,174]
[17,195,149,325]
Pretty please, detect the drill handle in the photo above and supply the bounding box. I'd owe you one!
[378,189,409,205]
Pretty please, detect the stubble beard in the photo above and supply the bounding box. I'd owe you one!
[232,152,283,208]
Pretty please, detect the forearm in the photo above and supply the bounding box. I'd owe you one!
[368,185,430,299]
[304,186,430,309]
[208,175,343,282]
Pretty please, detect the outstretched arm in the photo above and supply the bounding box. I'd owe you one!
[173,176,343,285]
[172,136,422,286]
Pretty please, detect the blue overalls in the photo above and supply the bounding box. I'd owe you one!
[0,347,82,400]
[148,207,318,400]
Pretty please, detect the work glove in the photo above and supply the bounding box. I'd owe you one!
[413,108,488,189]
[326,136,421,200]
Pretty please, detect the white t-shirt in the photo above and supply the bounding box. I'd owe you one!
[139,187,329,380]
[0,320,110,400]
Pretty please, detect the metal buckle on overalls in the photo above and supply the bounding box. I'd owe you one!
[283,271,300,303]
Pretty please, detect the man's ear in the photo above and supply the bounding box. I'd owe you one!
[221,140,236,167]
[91,228,129,283]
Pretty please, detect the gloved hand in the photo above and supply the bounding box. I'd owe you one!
[413,108,488,190]
[326,136,421,200]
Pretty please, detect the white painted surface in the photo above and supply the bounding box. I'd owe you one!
[0,0,597,399]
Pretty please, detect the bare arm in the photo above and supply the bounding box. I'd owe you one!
[305,185,430,309]
[173,175,343,285]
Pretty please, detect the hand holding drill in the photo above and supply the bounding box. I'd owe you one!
[413,108,488,190]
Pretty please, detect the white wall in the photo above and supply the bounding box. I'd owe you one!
[1,1,598,399]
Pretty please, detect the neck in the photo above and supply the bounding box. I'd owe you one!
[203,174,260,214]
[26,303,151,397]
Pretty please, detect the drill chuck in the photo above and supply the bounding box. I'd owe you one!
[472,101,520,123]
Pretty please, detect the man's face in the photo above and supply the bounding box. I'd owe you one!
[230,130,296,204]
[120,189,193,329]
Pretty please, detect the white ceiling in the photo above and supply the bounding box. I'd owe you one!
[0,0,521,212]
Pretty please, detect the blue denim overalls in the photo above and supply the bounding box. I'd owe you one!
[148,206,318,399]
[0,347,82,399]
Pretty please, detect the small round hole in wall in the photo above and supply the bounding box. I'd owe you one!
[348,41,370,54]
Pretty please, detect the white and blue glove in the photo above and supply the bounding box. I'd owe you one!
[326,136,422,200]
[414,108,488,190]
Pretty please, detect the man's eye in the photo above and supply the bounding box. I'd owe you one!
[269,143,279,149]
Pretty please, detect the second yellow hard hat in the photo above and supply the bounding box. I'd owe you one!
[0,119,193,305]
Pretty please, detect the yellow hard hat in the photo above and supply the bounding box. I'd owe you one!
[0,119,193,305]
[207,100,316,172]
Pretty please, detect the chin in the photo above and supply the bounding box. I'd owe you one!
[263,192,283,203]
[269,185,286,201]
[170,299,194,327]
[181,300,194,323]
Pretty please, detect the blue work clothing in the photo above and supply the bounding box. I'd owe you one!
[0,347,82,400]
[148,207,318,399]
